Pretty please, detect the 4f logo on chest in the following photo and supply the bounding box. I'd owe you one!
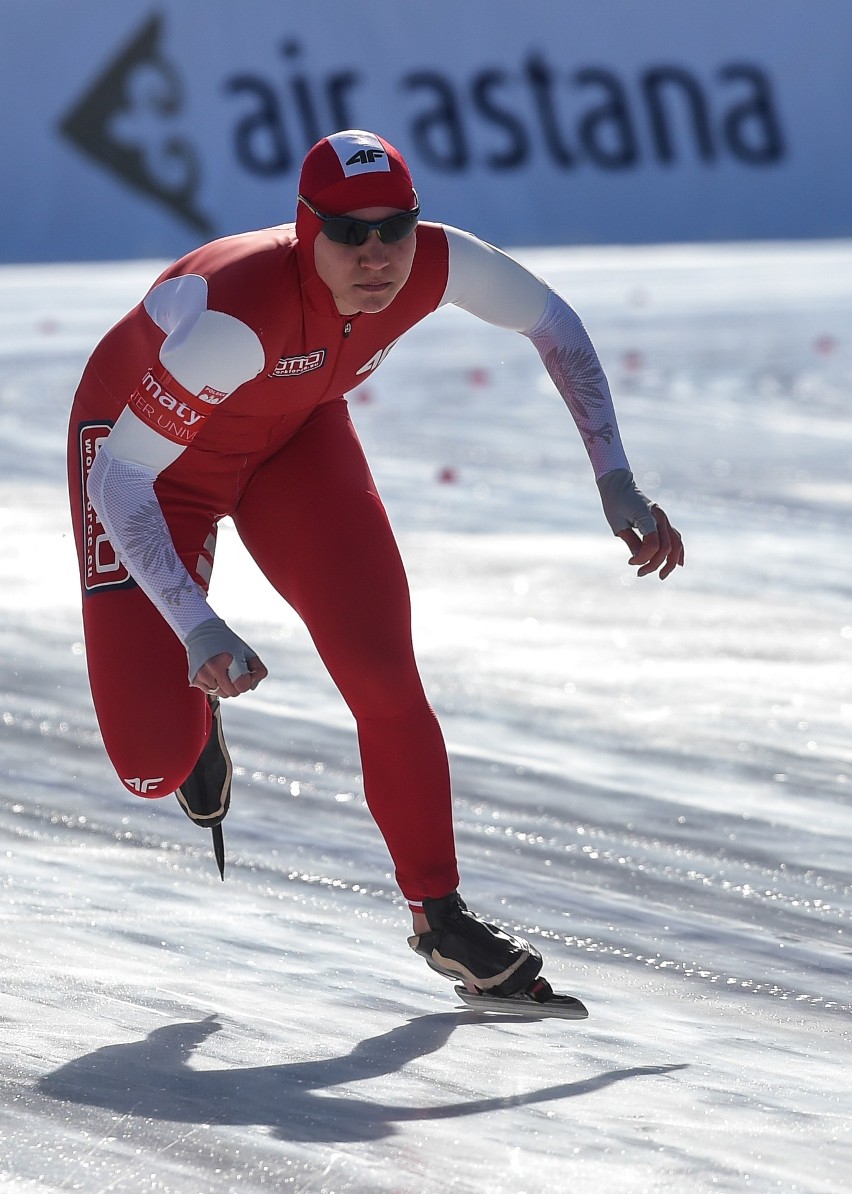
[356,339,400,376]
[270,348,326,378]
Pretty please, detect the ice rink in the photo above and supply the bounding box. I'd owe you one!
[0,239,850,1192]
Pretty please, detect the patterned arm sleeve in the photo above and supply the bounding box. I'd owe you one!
[86,439,215,641]
[527,289,630,480]
[441,227,630,479]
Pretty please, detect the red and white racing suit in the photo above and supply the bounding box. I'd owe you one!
[67,220,631,905]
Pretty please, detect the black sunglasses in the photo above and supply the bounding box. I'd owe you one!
[298,192,420,246]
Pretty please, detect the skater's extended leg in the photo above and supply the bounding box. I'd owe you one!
[234,400,460,905]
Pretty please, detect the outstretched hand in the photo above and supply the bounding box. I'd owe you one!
[617,504,684,580]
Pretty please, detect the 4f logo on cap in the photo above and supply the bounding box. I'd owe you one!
[346,148,385,166]
[328,130,391,177]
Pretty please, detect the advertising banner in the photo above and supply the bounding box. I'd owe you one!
[2,0,850,261]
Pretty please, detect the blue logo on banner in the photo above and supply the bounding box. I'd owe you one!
[59,14,213,234]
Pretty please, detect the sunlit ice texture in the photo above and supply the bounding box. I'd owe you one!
[0,242,849,1192]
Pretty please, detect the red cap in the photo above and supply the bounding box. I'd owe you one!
[299,130,416,215]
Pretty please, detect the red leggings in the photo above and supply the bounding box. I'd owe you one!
[68,397,459,903]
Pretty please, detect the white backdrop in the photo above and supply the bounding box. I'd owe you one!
[3,0,851,261]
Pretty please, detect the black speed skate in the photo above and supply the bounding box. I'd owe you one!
[175,697,232,880]
[408,892,543,997]
[409,892,589,1019]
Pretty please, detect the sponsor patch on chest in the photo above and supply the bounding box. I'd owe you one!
[270,348,327,378]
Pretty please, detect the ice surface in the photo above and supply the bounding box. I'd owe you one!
[0,242,850,1192]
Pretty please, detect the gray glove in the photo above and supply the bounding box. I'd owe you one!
[185,616,258,684]
[596,468,657,536]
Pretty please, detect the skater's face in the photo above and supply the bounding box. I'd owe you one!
[312,206,417,316]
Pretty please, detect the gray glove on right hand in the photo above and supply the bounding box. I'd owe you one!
[185,616,259,685]
[596,468,657,536]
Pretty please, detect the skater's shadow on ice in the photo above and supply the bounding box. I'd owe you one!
[38,1013,687,1143]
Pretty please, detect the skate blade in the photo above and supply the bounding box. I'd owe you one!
[211,824,226,880]
[454,984,588,1020]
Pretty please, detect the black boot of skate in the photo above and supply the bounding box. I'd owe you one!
[408,892,543,997]
[175,697,232,880]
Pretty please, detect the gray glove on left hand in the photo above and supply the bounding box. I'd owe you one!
[185,616,259,685]
[596,468,657,535]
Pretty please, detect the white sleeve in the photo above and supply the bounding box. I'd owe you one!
[143,274,266,398]
[439,226,549,331]
[440,227,630,479]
